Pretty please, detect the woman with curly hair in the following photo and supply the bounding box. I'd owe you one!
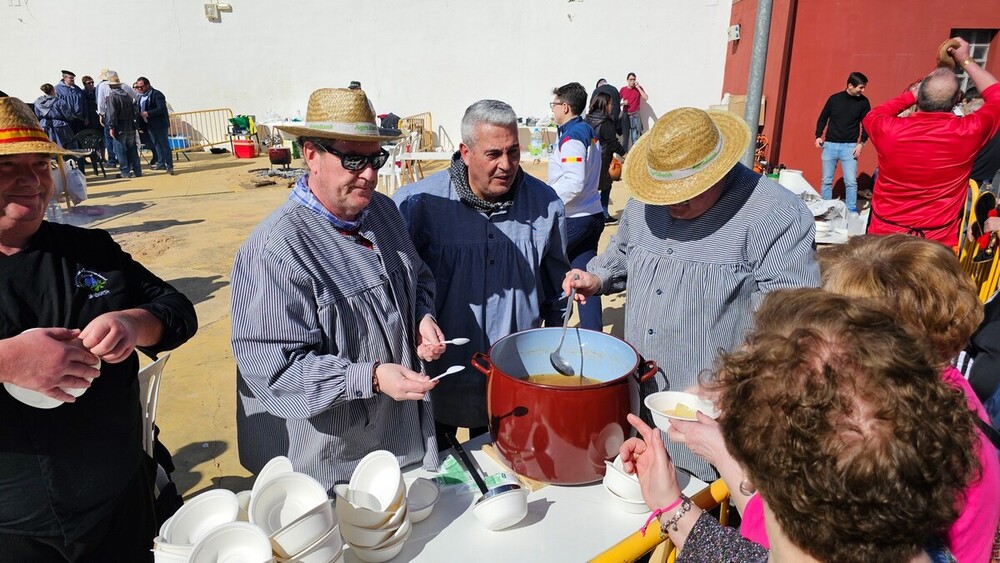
[622,289,981,562]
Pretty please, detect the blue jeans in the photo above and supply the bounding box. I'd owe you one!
[103,122,117,164]
[623,113,643,152]
[112,128,143,177]
[821,142,858,212]
[148,127,173,170]
[566,213,605,331]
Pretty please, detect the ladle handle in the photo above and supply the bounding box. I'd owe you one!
[446,434,489,495]
[555,286,577,350]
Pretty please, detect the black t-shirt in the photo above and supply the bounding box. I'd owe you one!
[816,90,871,143]
[971,132,1000,186]
[0,222,197,542]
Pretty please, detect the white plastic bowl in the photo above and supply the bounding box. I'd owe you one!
[249,472,329,535]
[334,484,394,529]
[350,527,411,563]
[349,451,405,511]
[152,536,194,559]
[270,498,336,558]
[189,521,272,563]
[251,455,295,499]
[603,456,643,502]
[472,484,528,531]
[406,477,439,523]
[235,490,251,522]
[340,511,409,548]
[276,523,343,563]
[644,391,719,432]
[603,480,651,514]
[162,489,239,544]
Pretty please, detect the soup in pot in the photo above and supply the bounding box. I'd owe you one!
[525,374,602,387]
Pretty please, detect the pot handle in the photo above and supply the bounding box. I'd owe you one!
[637,359,658,383]
[471,352,493,377]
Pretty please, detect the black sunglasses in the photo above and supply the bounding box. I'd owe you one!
[314,142,389,171]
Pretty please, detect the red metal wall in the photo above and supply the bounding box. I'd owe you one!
[723,0,1000,193]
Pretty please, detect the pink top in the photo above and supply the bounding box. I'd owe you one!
[739,366,1000,560]
[619,86,642,115]
[940,366,1000,563]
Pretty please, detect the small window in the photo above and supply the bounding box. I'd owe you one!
[951,29,996,93]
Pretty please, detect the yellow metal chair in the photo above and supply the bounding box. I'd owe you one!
[589,479,731,563]
[958,180,1000,301]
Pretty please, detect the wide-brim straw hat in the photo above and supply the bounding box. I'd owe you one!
[97,68,110,81]
[623,107,751,205]
[277,88,402,142]
[0,97,78,157]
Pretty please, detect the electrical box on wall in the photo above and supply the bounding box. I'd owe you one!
[728,24,741,42]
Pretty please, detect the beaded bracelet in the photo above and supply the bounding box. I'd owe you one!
[639,495,684,537]
[659,495,693,536]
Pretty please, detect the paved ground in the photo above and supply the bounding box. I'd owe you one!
[66,150,629,498]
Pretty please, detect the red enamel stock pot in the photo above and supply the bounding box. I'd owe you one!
[471,327,657,485]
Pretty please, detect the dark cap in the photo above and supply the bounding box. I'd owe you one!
[61,70,76,77]
[348,80,362,90]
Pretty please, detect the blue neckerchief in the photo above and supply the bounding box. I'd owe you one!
[289,174,368,230]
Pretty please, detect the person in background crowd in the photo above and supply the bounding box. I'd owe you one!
[564,107,818,482]
[133,81,158,168]
[96,70,137,167]
[963,87,1000,187]
[135,77,175,175]
[54,70,85,134]
[590,78,622,136]
[549,82,604,331]
[585,91,628,223]
[619,72,648,152]
[864,37,1000,246]
[394,99,569,449]
[814,71,870,212]
[232,88,444,493]
[622,289,979,563]
[106,75,142,179]
[81,75,99,130]
[33,83,75,148]
[0,96,197,562]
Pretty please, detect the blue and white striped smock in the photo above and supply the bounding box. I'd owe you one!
[588,163,820,480]
[231,181,438,493]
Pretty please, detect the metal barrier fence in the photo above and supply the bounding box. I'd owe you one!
[167,108,234,154]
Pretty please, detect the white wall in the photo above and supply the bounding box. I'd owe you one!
[3,0,732,146]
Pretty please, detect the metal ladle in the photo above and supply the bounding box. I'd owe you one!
[550,276,578,376]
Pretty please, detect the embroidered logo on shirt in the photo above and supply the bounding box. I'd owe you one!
[75,269,110,299]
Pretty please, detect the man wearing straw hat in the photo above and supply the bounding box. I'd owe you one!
[231,88,446,493]
[0,97,198,559]
[563,107,819,481]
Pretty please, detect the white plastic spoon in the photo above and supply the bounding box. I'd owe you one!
[430,365,465,382]
[441,338,470,346]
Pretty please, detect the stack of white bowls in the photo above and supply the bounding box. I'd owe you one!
[602,455,650,514]
[334,451,414,563]
[153,456,344,563]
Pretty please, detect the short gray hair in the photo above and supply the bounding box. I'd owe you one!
[461,100,517,147]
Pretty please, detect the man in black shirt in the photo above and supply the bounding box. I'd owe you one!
[0,97,197,561]
[815,71,871,212]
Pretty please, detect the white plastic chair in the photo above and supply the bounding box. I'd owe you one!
[137,352,171,457]
[377,141,405,196]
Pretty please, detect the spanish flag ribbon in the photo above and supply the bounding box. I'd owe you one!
[0,127,49,144]
[561,157,583,163]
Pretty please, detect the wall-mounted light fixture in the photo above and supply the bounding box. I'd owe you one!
[727,24,741,42]
[205,2,233,23]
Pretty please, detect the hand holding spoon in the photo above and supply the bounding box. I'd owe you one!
[430,365,464,382]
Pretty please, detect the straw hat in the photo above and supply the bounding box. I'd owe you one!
[0,97,78,156]
[97,68,110,81]
[108,74,121,86]
[623,107,751,205]
[276,88,402,142]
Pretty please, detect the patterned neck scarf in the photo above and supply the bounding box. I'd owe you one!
[448,151,523,214]
[289,174,368,231]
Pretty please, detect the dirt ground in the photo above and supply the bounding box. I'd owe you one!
[66,150,629,498]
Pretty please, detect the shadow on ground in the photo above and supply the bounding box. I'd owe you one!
[170,440,230,497]
[107,218,205,236]
[88,188,154,199]
[168,274,229,307]
[64,201,149,227]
